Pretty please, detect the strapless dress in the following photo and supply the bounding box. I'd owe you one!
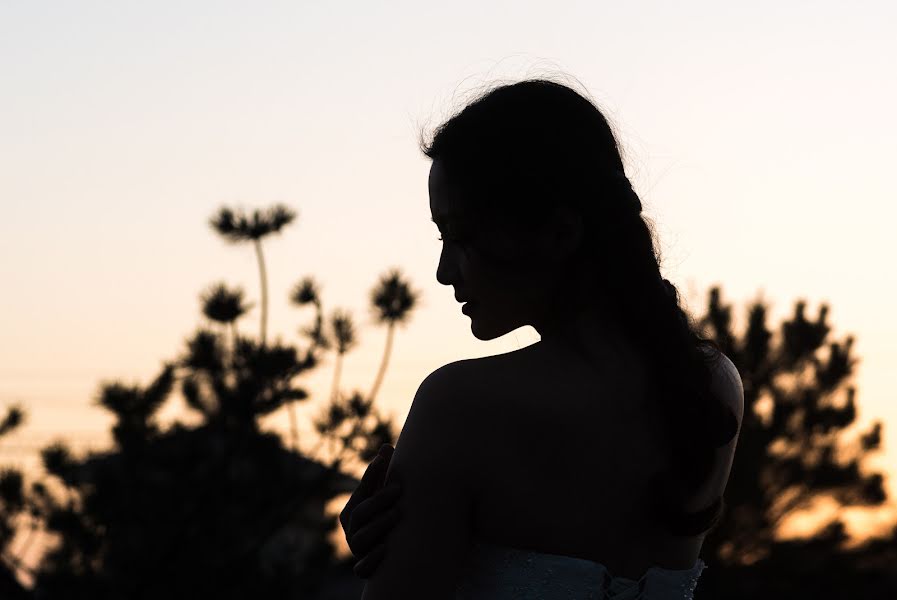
[455,541,706,599]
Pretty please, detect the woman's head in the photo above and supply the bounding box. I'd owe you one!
[420,78,739,536]
[428,157,592,341]
[423,79,646,341]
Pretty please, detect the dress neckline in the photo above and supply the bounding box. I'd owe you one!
[456,541,706,599]
[471,540,706,585]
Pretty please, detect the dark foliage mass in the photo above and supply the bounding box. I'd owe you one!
[695,287,897,598]
[0,204,414,599]
[1,406,33,599]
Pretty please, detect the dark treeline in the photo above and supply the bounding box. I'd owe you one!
[695,289,897,598]
[1,205,895,598]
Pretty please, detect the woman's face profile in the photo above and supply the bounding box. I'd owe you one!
[428,159,556,341]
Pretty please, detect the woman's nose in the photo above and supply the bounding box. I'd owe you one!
[435,246,455,286]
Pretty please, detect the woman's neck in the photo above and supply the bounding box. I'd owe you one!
[535,306,635,373]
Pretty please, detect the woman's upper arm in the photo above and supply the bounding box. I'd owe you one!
[713,352,744,426]
[361,362,478,600]
[682,350,745,512]
[707,352,745,496]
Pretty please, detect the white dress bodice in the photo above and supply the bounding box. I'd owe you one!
[455,541,706,599]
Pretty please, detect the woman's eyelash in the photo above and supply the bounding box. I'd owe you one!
[439,232,470,242]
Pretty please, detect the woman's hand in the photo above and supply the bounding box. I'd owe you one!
[340,444,403,578]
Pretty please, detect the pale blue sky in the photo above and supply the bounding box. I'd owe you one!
[1,1,896,540]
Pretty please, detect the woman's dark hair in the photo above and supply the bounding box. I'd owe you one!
[419,78,739,536]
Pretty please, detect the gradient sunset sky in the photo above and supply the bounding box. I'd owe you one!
[1,1,895,541]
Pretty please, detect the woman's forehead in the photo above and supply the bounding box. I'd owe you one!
[428,161,456,201]
[428,159,508,231]
[429,165,466,223]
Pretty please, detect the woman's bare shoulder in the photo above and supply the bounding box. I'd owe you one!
[415,357,490,400]
[704,347,745,424]
[406,360,476,416]
[401,357,500,438]
[405,353,533,441]
[387,360,487,487]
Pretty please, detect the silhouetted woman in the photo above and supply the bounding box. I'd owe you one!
[340,78,744,599]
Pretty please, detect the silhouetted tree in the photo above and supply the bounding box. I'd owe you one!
[0,405,33,599]
[327,308,358,404]
[209,204,298,448]
[208,204,296,347]
[288,276,331,450]
[695,286,896,598]
[200,281,254,352]
[367,268,420,404]
[26,206,408,600]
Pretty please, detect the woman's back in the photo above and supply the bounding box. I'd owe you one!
[462,338,744,581]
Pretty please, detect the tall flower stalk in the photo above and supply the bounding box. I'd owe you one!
[367,268,419,403]
[209,204,296,347]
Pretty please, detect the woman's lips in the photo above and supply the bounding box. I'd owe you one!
[461,301,475,315]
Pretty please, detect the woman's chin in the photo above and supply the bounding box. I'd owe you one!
[469,318,513,342]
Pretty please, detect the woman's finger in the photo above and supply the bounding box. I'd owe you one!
[353,543,389,579]
[339,453,388,532]
[348,505,401,557]
[339,444,396,532]
[347,483,401,538]
[377,443,395,461]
